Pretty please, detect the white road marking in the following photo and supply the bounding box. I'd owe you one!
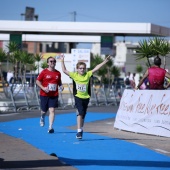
[132,142,146,146]
[106,122,113,125]
[154,149,170,154]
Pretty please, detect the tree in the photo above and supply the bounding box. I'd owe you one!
[135,64,143,76]
[135,37,170,69]
[89,54,120,87]
[19,51,35,84]
[111,66,120,78]
[149,37,170,69]
[135,39,153,67]
[6,42,21,82]
[41,61,48,69]
[34,53,42,75]
[0,49,7,82]
[6,42,38,86]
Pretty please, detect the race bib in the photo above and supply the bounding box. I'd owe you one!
[76,84,86,92]
[48,83,57,91]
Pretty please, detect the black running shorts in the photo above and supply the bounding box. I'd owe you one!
[40,96,58,112]
[74,96,89,119]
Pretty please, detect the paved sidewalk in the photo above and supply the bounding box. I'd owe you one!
[0,105,170,170]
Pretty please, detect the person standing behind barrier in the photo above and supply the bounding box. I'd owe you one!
[36,56,63,133]
[130,73,136,89]
[136,57,170,90]
[60,54,111,139]
[138,76,146,90]
[7,70,13,83]
[124,72,132,89]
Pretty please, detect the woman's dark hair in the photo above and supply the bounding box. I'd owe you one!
[154,57,161,66]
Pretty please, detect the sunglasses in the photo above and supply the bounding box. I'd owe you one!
[49,60,56,63]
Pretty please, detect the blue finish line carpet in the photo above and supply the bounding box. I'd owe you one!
[0,112,170,170]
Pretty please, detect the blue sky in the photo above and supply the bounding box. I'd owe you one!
[0,0,170,42]
[0,0,169,25]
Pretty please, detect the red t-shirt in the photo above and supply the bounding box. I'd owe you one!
[37,68,62,96]
[148,67,166,89]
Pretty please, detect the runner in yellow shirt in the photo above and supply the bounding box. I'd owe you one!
[60,54,111,139]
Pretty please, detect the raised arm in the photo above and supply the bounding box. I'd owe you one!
[60,54,70,76]
[92,55,111,74]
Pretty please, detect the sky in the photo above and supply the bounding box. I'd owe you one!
[0,0,170,43]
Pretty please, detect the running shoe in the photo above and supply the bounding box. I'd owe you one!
[76,131,83,139]
[48,128,54,133]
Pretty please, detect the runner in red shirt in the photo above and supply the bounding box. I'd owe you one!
[36,56,63,133]
[136,57,170,90]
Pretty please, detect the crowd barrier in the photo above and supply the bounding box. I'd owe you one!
[114,89,170,138]
[0,83,124,113]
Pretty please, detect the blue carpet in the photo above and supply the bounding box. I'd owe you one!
[0,112,170,170]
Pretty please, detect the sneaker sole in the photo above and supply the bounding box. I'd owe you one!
[76,136,82,139]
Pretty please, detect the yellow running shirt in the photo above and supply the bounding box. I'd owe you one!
[69,71,92,99]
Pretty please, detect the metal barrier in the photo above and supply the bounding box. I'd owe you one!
[59,83,75,109]
[0,85,40,112]
[0,87,17,112]
[0,83,124,113]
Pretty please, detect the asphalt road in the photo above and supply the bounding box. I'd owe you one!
[0,105,170,170]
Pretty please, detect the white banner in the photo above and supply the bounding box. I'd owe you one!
[114,89,170,137]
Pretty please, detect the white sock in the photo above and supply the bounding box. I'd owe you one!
[77,129,82,132]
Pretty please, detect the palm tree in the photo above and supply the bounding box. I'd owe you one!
[19,51,35,84]
[41,61,48,69]
[6,42,21,83]
[6,41,19,53]
[89,54,107,84]
[0,49,7,82]
[135,64,143,77]
[34,53,42,75]
[135,37,170,69]
[89,54,120,87]
[149,37,170,69]
[111,66,120,79]
[135,39,153,67]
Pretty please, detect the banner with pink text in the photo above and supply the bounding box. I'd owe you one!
[114,89,170,137]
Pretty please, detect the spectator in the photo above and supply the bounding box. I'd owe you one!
[130,73,136,89]
[138,76,146,90]
[136,57,170,90]
[7,70,13,83]
[124,72,132,89]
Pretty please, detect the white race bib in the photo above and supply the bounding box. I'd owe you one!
[48,83,57,91]
[76,84,86,92]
